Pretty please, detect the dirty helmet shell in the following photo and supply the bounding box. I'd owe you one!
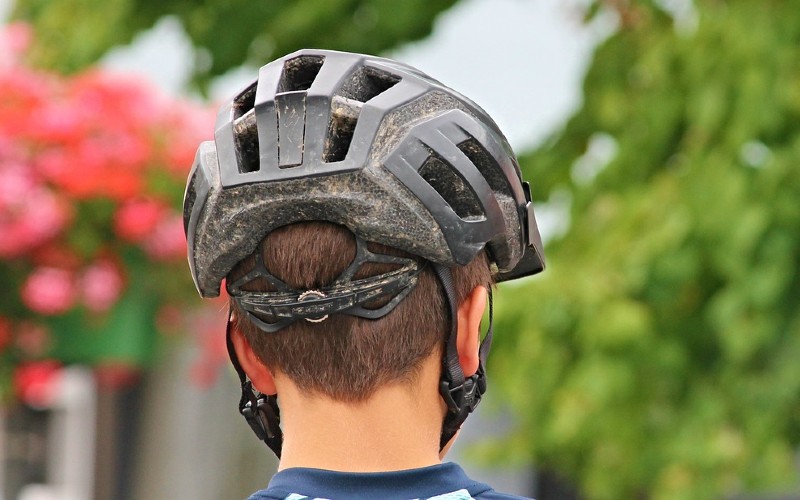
[184,49,544,300]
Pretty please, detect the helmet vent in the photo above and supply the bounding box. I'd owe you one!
[419,153,483,219]
[458,138,511,195]
[233,83,260,173]
[279,55,325,92]
[324,96,360,163]
[340,66,400,103]
[323,67,400,163]
[233,82,257,116]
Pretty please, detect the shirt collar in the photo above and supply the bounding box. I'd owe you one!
[266,462,489,499]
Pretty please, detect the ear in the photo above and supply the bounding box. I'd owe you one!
[456,285,487,378]
[229,319,277,395]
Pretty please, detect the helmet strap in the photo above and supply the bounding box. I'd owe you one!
[226,310,283,457]
[225,265,494,458]
[432,264,492,451]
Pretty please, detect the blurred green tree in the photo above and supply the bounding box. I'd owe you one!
[490,1,800,499]
[10,0,458,89]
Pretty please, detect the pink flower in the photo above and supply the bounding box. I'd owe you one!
[0,161,33,201]
[0,161,71,257]
[0,192,71,257]
[21,267,77,315]
[143,213,186,261]
[113,198,167,242]
[14,360,62,408]
[0,66,54,140]
[80,260,125,313]
[0,23,32,68]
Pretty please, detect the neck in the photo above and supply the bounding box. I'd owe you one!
[275,355,445,472]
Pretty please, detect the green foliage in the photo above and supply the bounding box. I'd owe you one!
[48,275,160,366]
[489,1,800,498]
[11,0,458,89]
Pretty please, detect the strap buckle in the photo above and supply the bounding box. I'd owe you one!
[439,363,486,416]
[239,385,283,457]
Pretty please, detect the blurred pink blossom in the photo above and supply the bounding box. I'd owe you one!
[113,198,167,242]
[143,213,186,261]
[0,162,71,258]
[0,161,34,200]
[35,103,85,143]
[80,260,125,313]
[21,267,77,315]
[14,360,61,408]
[0,23,31,68]
[0,25,216,398]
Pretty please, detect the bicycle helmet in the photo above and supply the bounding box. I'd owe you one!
[183,49,545,458]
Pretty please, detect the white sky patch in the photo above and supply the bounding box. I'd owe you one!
[571,132,618,185]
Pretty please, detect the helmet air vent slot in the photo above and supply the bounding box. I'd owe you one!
[323,67,400,163]
[233,83,260,173]
[346,66,401,104]
[324,96,361,163]
[457,138,510,195]
[233,110,259,173]
[418,153,483,220]
[278,55,325,92]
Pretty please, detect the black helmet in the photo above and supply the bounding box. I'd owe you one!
[184,49,543,299]
[183,49,544,457]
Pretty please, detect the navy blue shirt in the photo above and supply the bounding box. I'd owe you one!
[246,462,531,500]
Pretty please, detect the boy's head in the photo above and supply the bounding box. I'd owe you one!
[183,49,544,458]
[228,221,492,402]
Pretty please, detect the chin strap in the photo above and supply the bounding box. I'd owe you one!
[433,264,492,451]
[226,310,283,458]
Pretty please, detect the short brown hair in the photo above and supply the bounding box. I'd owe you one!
[229,222,493,402]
